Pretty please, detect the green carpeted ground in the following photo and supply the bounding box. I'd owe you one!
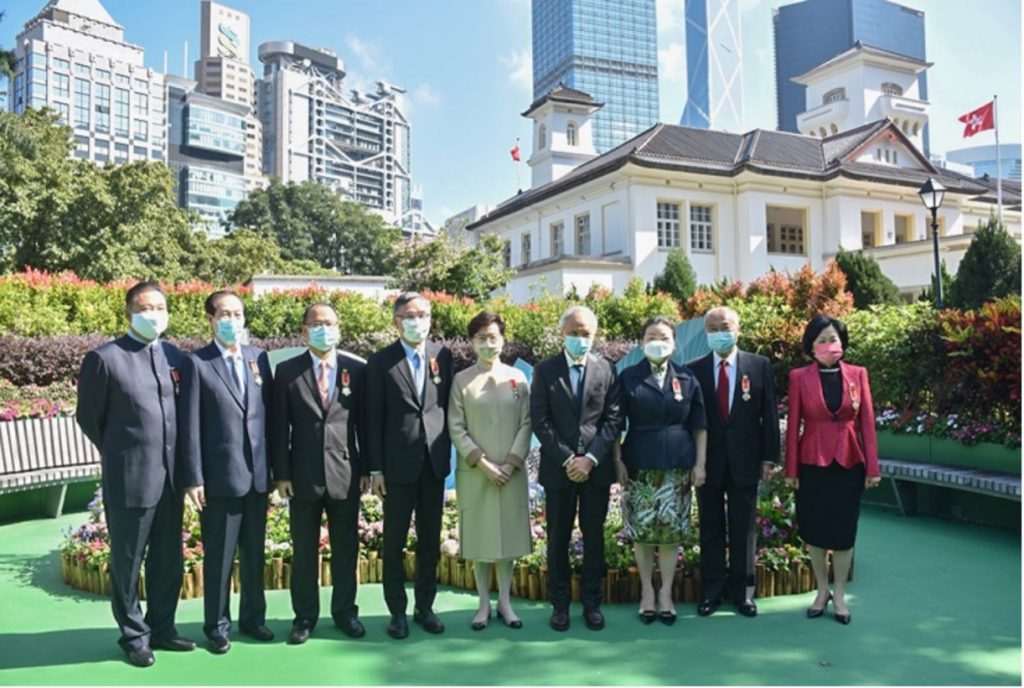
[0,507,1018,685]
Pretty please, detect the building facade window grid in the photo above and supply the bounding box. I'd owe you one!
[689,203,714,252]
[551,221,564,256]
[575,213,591,255]
[521,232,532,266]
[656,201,681,248]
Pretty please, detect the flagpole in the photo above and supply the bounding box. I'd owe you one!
[994,95,1003,223]
[515,137,522,194]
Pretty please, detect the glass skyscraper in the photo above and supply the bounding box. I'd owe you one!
[681,0,745,132]
[532,0,659,153]
[773,0,929,152]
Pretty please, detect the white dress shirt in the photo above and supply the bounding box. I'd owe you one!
[309,348,338,402]
[216,340,247,399]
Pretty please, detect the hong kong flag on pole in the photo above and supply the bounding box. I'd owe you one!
[958,101,995,137]
[510,141,521,162]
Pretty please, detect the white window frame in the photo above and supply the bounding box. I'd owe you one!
[689,203,714,253]
[656,201,681,249]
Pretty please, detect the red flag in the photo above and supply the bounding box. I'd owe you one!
[510,142,521,162]
[958,101,995,138]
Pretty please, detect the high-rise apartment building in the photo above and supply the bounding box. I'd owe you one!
[532,0,659,153]
[681,0,744,132]
[193,0,263,187]
[773,0,929,152]
[947,144,1023,183]
[257,41,411,225]
[9,0,168,165]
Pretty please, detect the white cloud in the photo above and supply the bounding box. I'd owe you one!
[659,42,686,84]
[411,83,442,108]
[501,49,533,92]
[345,35,388,74]
[656,0,685,39]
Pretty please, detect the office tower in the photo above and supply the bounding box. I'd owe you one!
[681,0,745,132]
[773,0,929,152]
[193,0,263,187]
[257,41,411,225]
[167,75,248,236]
[9,0,168,165]
[947,144,1023,182]
[532,0,659,153]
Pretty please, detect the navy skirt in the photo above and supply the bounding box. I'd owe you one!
[796,460,865,550]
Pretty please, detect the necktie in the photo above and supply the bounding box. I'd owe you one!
[318,359,332,408]
[717,360,730,423]
[231,355,244,395]
[571,364,584,398]
[412,351,425,399]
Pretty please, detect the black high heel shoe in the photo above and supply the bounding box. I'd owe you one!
[471,608,493,631]
[806,593,832,619]
[496,609,523,629]
[833,609,852,625]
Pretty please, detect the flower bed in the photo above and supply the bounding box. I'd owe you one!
[61,476,822,602]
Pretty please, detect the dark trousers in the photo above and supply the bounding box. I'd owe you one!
[201,489,268,639]
[289,486,361,628]
[104,482,184,652]
[697,468,758,604]
[545,481,610,611]
[382,460,445,616]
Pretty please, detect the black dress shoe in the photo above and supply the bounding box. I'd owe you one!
[413,608,445,634]
[807,593,832,619]
[638,609,657,625]
[497,609,522,629]
[152,635,196,652]
[241,625,275,642]
[387,615,409,639]
[736,599,758,618]
[208,635,231,654]
[697,599,718,617]
[124,647,155,668]
[834,611,852,625]
[288,626,310,645]
[582,607,605,631]
[550,609,570,632]
[658,610,677,626]
[335,616,366,638]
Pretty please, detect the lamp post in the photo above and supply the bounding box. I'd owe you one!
[918,178,946,309]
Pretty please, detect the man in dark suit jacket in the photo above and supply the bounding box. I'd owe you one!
[76,281,196,668]
[530,305,621,632]
[179,290,274,654]
[366,292,453,640]
[688,306,780,618]
[270,303,368,645]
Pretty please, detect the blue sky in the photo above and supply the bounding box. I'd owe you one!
[2,0,1020,225]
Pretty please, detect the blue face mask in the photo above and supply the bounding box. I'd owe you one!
[564,335,592,359]
[215,317,245,346]
[308,325,340,352]
[707,331,737,354]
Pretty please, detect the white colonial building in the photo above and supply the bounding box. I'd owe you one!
[469,80,1020,302]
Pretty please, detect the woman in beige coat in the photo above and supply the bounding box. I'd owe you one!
[448,312,532,630]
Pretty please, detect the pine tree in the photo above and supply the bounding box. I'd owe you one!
[834,248,903,308]
[948,218,1022,310]
[651,248,698,304]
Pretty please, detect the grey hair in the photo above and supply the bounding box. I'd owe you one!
[703,306,740,327]
[558,305,598,331]
[392,291,431,316]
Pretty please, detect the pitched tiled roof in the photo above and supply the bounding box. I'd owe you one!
[468,120,999,230]
[522,84,603,117]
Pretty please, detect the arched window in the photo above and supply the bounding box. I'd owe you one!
[881,82,903,96]
[823,87,846,104]
[830,123,838,135]
[819,127,827,137]
[538,123,546,150]
[566,122,578,147]
[901,121,909,134]
[912,121,921,136]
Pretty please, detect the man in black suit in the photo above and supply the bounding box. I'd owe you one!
[180,290,274,654]
[366,292,453,640]
[688,306,780,618]
[76,281,196,668]
[530,305,621,632]
[271,303,368,645]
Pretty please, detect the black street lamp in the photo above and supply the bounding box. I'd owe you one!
[918,178,947,309]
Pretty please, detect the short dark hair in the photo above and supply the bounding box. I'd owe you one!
[125,281,164,310]
[204,290,242,316]
[640,315,676,340]
[303,302,337,324]
[801,315,849,357]
[393,292,430,316]
[467,312,505,339]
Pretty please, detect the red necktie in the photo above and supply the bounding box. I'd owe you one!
[717,360,730,423]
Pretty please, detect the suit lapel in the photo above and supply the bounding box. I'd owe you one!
[729,351,744,418]
[392,341,422,408]
[640,361,665,393]
[301,354,327,414]
[211,348,245,410]
[804,364,829,416]
[838,362,855,416]
[696,353,727,425]
[580,354,598,416]
[555,355,578,416]
[423,342,440,410]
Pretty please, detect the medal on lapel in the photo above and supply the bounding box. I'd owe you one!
[341,368,352,396]
[849,383,859,411]
[248,360,263,386]
[671,378,683,402]
[741,374,751,402]
[510,378,520,400]
[170,368,181,397]
[430,357,441,385]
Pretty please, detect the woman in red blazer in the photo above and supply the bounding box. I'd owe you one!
[785,316,880,625]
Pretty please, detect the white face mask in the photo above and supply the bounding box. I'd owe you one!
[402,317,431,344]
[474,338,504,363]
[131,310,168,341]
[643,339,674,362]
